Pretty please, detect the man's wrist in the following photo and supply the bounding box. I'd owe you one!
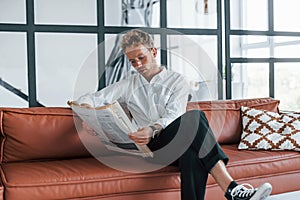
[149,125,158,138]
[149,124,162,138]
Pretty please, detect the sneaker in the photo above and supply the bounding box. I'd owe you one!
[230,183,272,200]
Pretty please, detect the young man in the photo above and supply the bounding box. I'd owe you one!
[79,29,272,200]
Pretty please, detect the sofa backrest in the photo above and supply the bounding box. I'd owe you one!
[186,97,280,144]
[0,107,91,163]
[0,98,280,163]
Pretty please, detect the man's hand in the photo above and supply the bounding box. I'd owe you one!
[128,127,153,145]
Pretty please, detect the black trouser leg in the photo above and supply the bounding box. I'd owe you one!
[147,110,229,200]
[178,147,208,200]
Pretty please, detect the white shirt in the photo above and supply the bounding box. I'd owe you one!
[78,68,190,129]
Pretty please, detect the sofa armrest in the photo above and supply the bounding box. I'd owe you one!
[0,169,4,200]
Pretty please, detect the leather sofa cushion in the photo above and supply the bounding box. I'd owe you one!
[206,145,300,197]
[0,157,180,200]
[0,107,92,163]
[1,147,300,200]
[186,98,280,144]
[214,145,300,184]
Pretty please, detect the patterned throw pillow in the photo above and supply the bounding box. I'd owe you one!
[238,106,300,151]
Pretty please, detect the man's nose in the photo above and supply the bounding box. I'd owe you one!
[135,59,142,67]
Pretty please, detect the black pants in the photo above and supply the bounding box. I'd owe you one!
[147,110,229,200]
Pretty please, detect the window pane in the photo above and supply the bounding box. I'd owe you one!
[168,35,218,100]
[167,0,217,29]
[34,0,97,25]
[0,87,28,107]
[231,63,269,99]
[0,32,28,107]
[231,36,300,58]
[274,37,300,58]
[230,0,268,30]
[230,36,269,58]
[0,0,26,24]
[35,33,98,106]
[104,0,160,27]
[274,0,300,32]
[275,63,300,112]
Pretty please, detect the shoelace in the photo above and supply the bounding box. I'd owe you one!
[231,183,256,199]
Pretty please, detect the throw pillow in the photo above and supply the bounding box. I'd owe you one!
[238,106,300,151]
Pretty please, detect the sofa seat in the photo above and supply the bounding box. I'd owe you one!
[0,157,181,200]
[1,145,300,199]
[222,145,300,179]
[206,145,300,197]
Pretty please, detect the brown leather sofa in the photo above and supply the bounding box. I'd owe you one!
[0,97,299,200]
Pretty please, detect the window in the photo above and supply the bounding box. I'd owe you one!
[275,63,300,111]
[34,0,97,25]
[35,33,97,106]
[167,34,219,100]
[0,0,223,107]
[0,32,28,107]
[226,0,300,111]
[2,0,299,110]
[0,0,26,24]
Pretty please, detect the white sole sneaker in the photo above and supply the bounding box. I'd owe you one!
[250,183,272,200]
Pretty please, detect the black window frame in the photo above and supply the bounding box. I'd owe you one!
[224,0,300,99]
[0,0,224,107]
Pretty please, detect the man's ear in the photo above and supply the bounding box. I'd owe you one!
[151,48,157,57]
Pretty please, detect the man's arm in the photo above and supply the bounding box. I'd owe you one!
[128,77,190,145]
[153,76,190,129]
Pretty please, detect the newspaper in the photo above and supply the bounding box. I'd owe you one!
[67,100,153,158]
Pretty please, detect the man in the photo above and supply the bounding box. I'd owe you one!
[79,29,272,200]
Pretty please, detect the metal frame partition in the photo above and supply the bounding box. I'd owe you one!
[224,0,300,99]
[0,0,223,107]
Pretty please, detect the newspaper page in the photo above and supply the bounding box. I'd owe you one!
[68,100,153,157]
